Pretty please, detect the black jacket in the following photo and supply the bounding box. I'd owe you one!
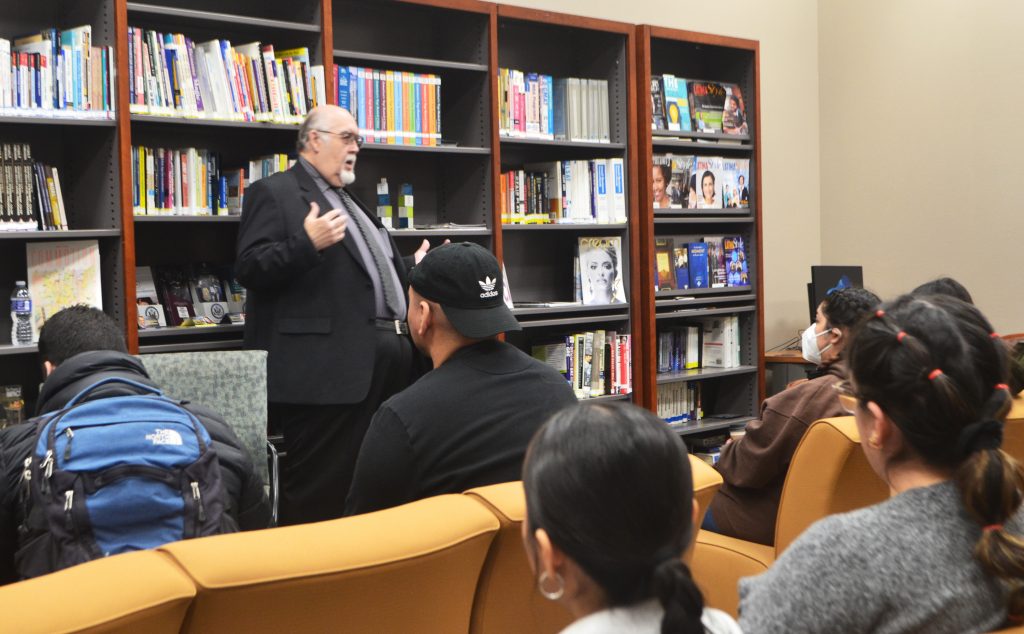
[0,350,271,584]
[235,163,412,405]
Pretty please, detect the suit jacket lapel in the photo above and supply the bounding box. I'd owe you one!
[291,163,369,277]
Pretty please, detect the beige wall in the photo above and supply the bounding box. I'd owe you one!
[500,0,823,347]
[819,0,1024,332]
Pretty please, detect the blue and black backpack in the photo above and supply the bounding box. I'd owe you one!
[15,377,234,579]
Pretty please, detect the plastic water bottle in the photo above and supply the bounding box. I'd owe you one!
[10,282,32,346]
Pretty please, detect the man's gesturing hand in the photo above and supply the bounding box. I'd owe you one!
[303,201,347,251]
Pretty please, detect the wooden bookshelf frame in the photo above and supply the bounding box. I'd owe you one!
[635,25,765,420]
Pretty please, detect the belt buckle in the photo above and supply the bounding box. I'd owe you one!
[394,320,402,335]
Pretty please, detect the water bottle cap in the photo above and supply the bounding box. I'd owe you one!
[15,281,25,287]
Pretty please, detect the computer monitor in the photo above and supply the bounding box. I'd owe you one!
[808,266,864,323]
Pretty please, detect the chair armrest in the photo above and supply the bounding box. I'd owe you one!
[691,529,774,618]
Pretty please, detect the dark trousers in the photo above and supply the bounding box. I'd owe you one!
[270,330,413,525]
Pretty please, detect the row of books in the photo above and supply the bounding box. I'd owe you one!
[655,236,749,290]
[498,69,610,143]
[130,146,293,216]
[657,316,743,373]
[653,155,750,210]
[531,331,633,399]
[336,66,442,146]
[650,76,748,135]
[658,381,702,425]
[127,29,324,124]
[0,143,69,232]
[500,159,627,224]
[0,25,115,114]
[136,264,245,328]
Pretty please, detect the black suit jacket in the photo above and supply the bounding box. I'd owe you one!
[235,163,410,405]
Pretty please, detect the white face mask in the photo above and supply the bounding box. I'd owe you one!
[801,323,834,365]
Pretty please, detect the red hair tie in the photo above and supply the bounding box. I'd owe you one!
[983,524,1003,532]
[996,384,1009,392]
[875,309,885,318]
[990,332,1001,339]
[928,369,943,380]
[896,331,907,343]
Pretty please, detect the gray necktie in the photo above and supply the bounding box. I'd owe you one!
[336,188,404,318]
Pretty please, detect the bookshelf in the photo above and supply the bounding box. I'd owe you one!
[635,25,763,435]
[494,5,641,402]
[0,0,123,410]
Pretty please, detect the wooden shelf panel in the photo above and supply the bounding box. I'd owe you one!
[333,49,487,73]
[130,114,300,130]
[126,2,319,32]
[502,223,627,232]
[656,365,758,384]
[500,137,625,150]
[360,143,489,155]
[138,324,245,339]
[518,313,630,329]
[581,393,632,403]
[513,304,629,317]
[0,230,120,240]
[0,112,116,126]
[0,344,37,357]
[134,215,241,223]
[652,130,750,143]
[670,416,755,436]
[656,305,756,320]
[654,215,753,224]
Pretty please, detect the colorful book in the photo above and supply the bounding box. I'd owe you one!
[655,237,675,291]
[722,83,749,135]
[694,156,724,209]
[705,236,727,288]
[687,242,709,289]
[724,236,749,287]
[674,246,690,290]
[662,74,691,132]
[688,80,726,132]
[721,157,750,209]
[650,75,667,130]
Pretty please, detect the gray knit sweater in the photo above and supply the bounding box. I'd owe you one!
[738,480,1021,633]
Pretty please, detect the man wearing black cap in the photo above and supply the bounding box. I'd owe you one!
[343,242,577,515]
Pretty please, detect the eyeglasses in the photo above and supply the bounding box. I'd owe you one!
[315,129,365,148]
[833,380,862,415]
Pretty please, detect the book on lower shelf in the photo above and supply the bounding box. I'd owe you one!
[26,240,102,342]
[139,264,245,329]
[501,158,626,224]
[531,330,632,399]
[0,143,70,232]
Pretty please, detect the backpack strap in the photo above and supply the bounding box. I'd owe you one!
[64,377,163,408]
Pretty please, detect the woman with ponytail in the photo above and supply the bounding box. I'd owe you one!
[740,294,1024,633]
[522,402,740,633]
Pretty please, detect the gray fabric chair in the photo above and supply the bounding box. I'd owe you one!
[137,350,278,525]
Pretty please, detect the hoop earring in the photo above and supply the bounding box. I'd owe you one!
[538,570,564,601]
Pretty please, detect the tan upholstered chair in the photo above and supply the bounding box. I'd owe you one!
[1001,396,1024,460]
[690,454,724,531]
[467,460,721,634]
[160,494,498,633]
[692,416,889,617]
[466,482,572,634]
[0,550,195,634]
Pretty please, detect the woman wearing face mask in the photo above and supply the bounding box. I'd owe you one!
[702,287,880,545]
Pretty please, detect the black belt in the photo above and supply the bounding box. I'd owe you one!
[374,319,408,335]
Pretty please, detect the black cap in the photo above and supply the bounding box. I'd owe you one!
[408,242,521,338]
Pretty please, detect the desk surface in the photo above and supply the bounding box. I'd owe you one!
[764,349,809,364]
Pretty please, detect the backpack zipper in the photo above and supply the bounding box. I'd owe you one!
[63,490,74,530]
[20,457,31,497]
[63,428,74,462]
[39,451,54,494]
[191,481,206,523]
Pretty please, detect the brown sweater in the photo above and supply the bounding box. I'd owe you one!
[709,362,848,545]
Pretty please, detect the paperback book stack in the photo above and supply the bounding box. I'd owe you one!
[127,29,324,124]
[0,25,116,117]
[498,68,610,143]
[0,143,69,232]
[336,66,441,146]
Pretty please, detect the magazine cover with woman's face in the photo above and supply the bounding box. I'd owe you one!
[578,236,626,305]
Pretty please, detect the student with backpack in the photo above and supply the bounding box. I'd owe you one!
[0,306,271,583]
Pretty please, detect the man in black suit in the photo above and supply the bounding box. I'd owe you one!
[236,105,423,524]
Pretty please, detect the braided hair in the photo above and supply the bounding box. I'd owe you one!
[523,403,705,634]
[848,294,1024,623]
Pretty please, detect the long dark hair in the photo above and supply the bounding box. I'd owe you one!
[848,294,1024,619]
[523,403,705,634]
